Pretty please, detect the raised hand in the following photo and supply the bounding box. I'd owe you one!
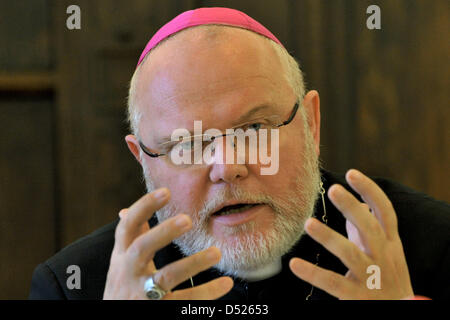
[289,169,414,300]
[103,188,234,300]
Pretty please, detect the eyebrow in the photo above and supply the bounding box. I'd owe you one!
[233,104,276,125]
[155,103,277,145]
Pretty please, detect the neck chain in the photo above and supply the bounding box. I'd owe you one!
[305,179,327,300]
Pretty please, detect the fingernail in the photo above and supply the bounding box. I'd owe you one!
[330,184,343,196]
[152,188,168,202]
[305,218,317,231]
[221,277,233,288]
[118,209,127,219]
[207,248,219,260]
[348,169,361,181]
[175,214,190,228]
[291,259,304,273]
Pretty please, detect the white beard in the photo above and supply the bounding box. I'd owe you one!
[141,122,321,278]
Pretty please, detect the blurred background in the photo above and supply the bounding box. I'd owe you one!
[0,0,448,299]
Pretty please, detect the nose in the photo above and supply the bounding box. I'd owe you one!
[209,163,248,183]
[208,134,249,183]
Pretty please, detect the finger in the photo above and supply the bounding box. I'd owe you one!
[345,169,398,240]
[168,277,234,300]
[118,208,150,240]
[327,184,384,255]
[289,257,357,299]
[115,188,170,252]
[127,213,192,271]
[154,247,221,291]
[360,203,371,212]
[304,218,370,280]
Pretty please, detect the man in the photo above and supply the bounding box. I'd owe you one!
[29,7,449,300]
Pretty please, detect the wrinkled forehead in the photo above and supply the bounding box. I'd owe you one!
[134,27,293,143]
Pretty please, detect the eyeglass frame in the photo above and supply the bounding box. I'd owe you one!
[138,100,300,158]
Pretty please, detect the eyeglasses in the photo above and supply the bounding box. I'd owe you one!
[138,101,300,166]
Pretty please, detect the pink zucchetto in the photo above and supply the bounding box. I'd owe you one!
[136,7,283,68]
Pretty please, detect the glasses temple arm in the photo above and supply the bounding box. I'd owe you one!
[280,101,300,126]
[139,140,165,158]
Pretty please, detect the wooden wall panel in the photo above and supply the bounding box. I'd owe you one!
[352,0,450,200]
[291,0,449,201]
[0,96,55,299]
[0,0,52,72]
[53,0,199,247]
[0,0,55,299]
[291,0,355,172]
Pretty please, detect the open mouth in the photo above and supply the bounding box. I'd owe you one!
[213,203,260,216]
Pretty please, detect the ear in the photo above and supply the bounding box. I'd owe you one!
[125,134,142,165]
[302,90,321,156]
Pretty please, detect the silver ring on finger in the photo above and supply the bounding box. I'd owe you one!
[144,272,167,300]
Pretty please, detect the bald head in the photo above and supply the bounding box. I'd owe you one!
[127,25,305,137]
